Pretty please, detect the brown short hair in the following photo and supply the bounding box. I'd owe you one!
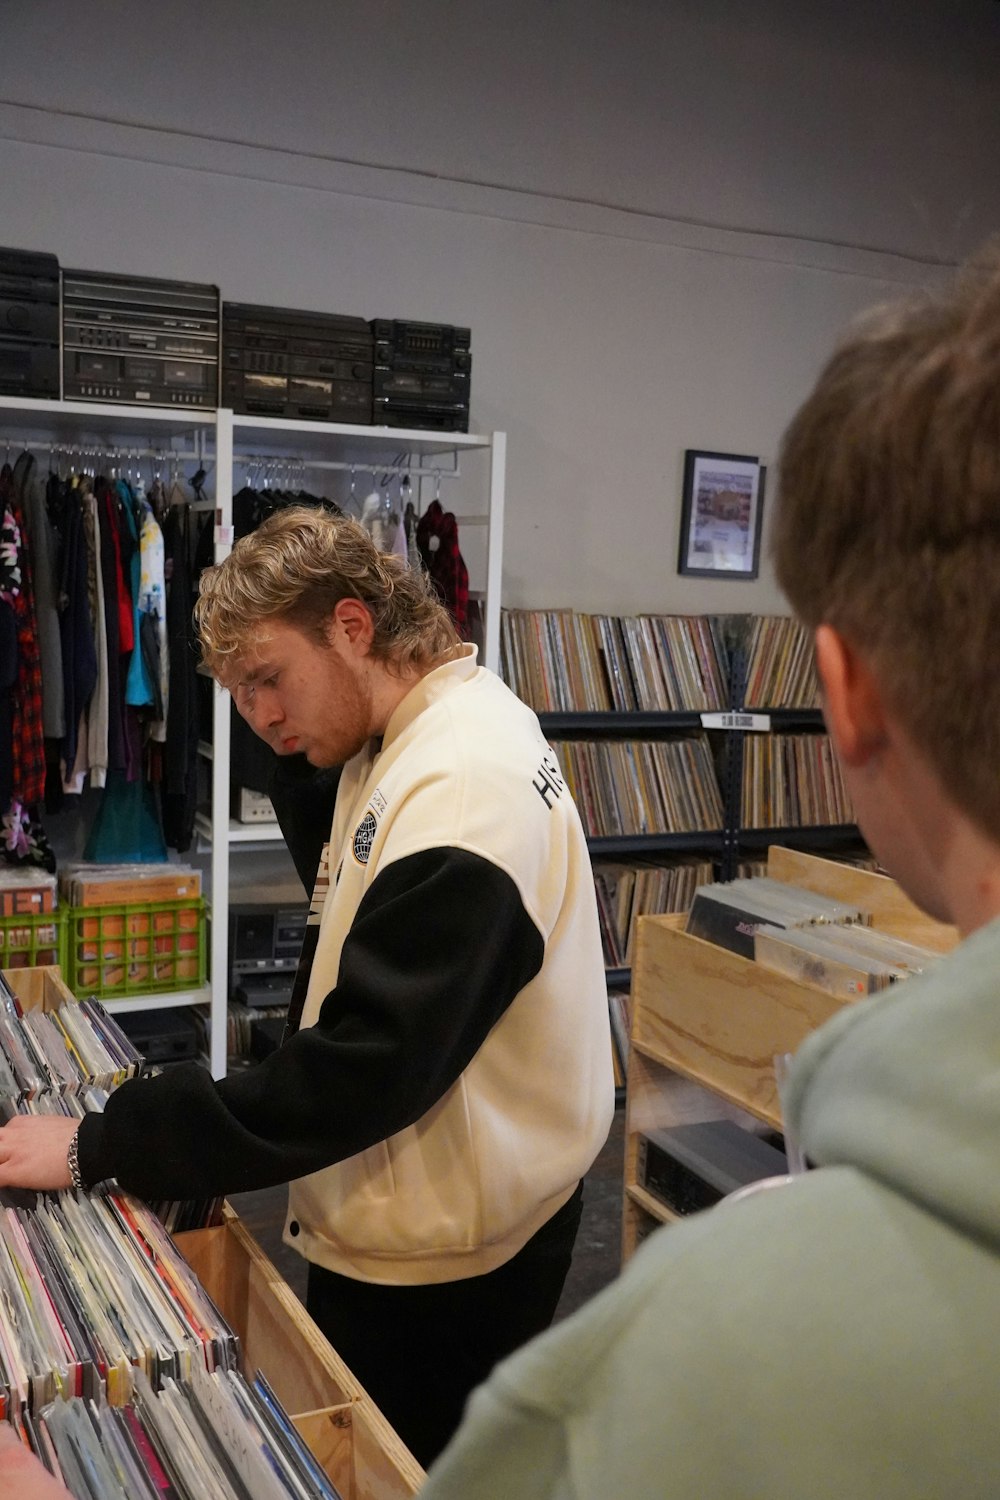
[196,506,460,676]
[772,242,1000,840]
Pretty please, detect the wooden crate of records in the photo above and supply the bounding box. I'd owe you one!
[630,847,958,1130]
[3,961,76,1009]
[5,966,423,1498]
[623,849,960,1259]
[175,1207,424,1500]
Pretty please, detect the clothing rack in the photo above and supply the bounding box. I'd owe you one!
[231,449,488,528]
[26,442,203,485]
[231,451,462,481]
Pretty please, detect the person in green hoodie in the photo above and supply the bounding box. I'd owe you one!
[417,245,1000,1499]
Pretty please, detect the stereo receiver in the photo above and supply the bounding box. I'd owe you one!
[63,269,220,407]
[371,318,471,431]
[222,301,374,423]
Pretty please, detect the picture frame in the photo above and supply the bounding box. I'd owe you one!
[677,449,766,579]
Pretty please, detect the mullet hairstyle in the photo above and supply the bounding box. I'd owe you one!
[195,505,461,677]
[772,241,1000,841]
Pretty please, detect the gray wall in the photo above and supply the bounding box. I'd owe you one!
[2,0,998,613]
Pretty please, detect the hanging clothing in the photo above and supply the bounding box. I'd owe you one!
[121,480,155,709]
[83,489,110,789]
[404,501,422,572]
[97,478,127,778]
[161,492,200,853]
[0,463,46,808]
[0,499,21,602]
[0,602,16,813]
[19,458,65,739]
[57,480,98,777]
[391,509,409,566]
[416,499,470,633]
[138,501,168,739]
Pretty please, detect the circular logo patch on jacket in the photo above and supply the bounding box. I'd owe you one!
[353,811,377,864]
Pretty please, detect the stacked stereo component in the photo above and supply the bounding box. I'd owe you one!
[0,244,475,429]
[222,301,374,423]
[62,268,220,407]
[0,247,61,398]
[371,317,471,431]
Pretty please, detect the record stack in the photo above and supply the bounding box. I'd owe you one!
[499,608,730,714]
[555,737,725,837]
[738,615,820,708]
[593,858,715,970]
[0,1182,345,1496]
[740,733,855,829]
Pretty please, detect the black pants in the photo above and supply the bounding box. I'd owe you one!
[306,1181,584,1469]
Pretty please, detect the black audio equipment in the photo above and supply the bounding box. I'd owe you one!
[637,1121,788,1217]
[117,1008,201,1067]
[370,318,471,431]
[222,302,374,423]
[228,901,308,1007]
[0,246,61,398]
[236,973,295,1010]
[62,269,220,407]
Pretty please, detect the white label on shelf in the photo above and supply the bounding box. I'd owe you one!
[700,711,772,731]
[214,524,235,545]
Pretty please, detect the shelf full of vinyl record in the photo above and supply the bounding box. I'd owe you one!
[0,965,422,1497]
[500,610,868,1087]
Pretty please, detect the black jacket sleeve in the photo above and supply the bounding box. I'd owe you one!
[77,846,545,1201]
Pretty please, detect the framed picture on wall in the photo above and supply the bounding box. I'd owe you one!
[677,449,766,579]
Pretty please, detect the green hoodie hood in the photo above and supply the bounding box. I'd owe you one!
[786,913,1000,1251]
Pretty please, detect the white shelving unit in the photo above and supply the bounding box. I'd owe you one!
[0,393,216,1036]
[0,396,506,1080]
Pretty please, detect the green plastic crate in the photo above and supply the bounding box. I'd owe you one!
[67,898,206,1000]
[0,909,68,972]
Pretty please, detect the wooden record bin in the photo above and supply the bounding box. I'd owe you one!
[623,848,958,1260]
[3,965,424,1500]
[176,1209,424,1500]
[3,962,76,1011]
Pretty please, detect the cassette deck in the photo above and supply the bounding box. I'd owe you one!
[63,269,220,407]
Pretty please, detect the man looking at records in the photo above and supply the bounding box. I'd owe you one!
[0,507,615,1469]
[411,246,1000,1498]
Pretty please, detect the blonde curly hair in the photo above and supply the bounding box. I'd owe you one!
[195,506,460,677]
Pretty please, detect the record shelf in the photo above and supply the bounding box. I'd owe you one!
[505,612,873,1096]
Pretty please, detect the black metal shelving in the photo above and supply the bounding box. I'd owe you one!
[586,831,726,859]
[537,709,707,737]
[736,824,864,853]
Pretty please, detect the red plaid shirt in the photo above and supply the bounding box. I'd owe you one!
[416,500,470,633]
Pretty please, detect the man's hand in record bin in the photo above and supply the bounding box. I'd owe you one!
[0,1424,72,1499]
[0,1114,77,1190]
